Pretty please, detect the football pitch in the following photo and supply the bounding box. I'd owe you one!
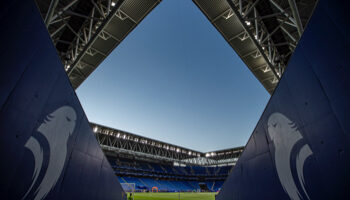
[128,192,215,200]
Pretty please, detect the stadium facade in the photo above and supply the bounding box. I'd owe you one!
[1,0,350,199]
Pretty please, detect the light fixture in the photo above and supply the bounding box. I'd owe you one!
[111,2,116,7]
[224,9,234,20]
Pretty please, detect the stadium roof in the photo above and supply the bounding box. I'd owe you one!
[92,122,244,166]
[36,0,316,93]
[35,0,160,89]
[193,0,317,93]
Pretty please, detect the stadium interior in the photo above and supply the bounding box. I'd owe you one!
[112,157,228,192]
[93,123,243,193]
[2,0,350,199]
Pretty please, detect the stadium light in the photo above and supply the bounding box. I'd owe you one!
[93,127,98,133]
[111,2,116,7]
[65,65,70,71]
[245,21,251,26]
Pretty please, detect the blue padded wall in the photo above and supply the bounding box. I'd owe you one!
[216,0,350,199]
[0,0,126,199]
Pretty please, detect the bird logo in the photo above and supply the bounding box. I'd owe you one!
[267,112,312,200]
[22,106,77,200]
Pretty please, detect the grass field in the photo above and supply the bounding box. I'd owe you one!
[126,192,215,200]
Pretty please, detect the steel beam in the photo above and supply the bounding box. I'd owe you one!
[226,0,280,80]
[45,0,59,26]
[288,0,303,36]
[68,0,125,76]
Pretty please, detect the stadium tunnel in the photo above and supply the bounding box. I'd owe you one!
[0,0,350,199]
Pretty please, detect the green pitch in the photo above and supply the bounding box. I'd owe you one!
[127,192,216,200]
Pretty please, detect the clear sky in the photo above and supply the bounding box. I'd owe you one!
[76,0,270,152]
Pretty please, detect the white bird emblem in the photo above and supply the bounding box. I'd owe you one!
[268,112,312,200]
[22,106,77,200]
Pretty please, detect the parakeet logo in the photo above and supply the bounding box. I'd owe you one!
[22,106,77,200]
[268,112,312,200]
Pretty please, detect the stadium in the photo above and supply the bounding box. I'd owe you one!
[94,122,243,198]
[1,0,350,200]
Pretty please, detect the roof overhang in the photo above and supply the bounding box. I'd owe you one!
[92,122,243,166]
[193,0,317,93]
[36,0,316,93]
[36,0,161,89]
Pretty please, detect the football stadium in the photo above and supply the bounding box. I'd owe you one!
[94,122,243,199]
[1,0,350,200]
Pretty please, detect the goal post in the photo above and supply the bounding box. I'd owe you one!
[121,183,135,200]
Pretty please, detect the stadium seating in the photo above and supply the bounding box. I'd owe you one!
[108,156,229,192]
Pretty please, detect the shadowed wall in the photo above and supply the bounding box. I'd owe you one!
[217,0,350,199]
[0,0,126,199]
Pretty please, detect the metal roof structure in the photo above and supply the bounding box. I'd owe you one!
[36,0,316,93]
[92,122,244,166]
[35,0,161,89]
[193,0,317,93]
[34,0,316,163]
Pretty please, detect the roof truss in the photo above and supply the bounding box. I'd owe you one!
[193,0,317,93]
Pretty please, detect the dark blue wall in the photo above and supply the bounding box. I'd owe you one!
[217,0,350,199]
[0,1,126,199]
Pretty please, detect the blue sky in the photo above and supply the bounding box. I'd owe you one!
[76,0,270,152]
